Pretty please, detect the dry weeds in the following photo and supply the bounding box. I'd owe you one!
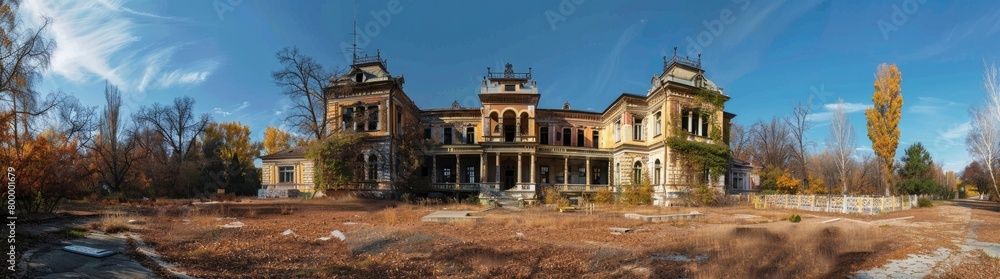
[130,197,1000,278]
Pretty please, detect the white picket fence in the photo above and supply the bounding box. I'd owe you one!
[750,194,925,214]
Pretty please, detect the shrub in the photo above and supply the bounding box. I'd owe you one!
[789,214,801,223]
[542,186,568,207]
[620,173,653,205]
[593,187,614,204]
[465,195,479,205]
[802,174,827,195]
[917,197,933,208]
[691,184,719,206]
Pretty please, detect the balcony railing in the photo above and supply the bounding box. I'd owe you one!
[487,72,531,80]
[483,135,536,143]
[665,53,701,70]
[354,52,386,68]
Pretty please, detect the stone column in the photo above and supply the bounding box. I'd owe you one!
[586,158,591,186]
[517,153,522,184]
[564,156,569,185]
[480,154,487,184]
[516,117,521,138]
[687,110,694,134]
[608,160,613,186]
[697,112,703,136]
[495,153,501,185]
[530,154,536,184]
[455,154,461,184]
[432,155,437,183]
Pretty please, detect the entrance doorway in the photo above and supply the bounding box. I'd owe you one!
[503,169,515,190]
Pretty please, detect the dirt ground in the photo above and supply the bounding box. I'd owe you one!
[75,198,1000,278]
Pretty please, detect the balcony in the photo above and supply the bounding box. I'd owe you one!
[483,135,537,143]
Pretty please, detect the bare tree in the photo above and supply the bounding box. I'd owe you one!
[91,83,136,193]
[827,98,856,195]
[135,96,211,163]
[968,105,999,201]
[729,122,752,162]
[1,0,55,155]
[787,101,813,189]
[47,93,95,143]
[271,46,341,141]
[135,97,211,197]
[749,117,794,170]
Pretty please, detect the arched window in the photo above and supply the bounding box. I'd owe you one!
[654,159,662,185]
[632,161,643,185]
[357,155,366,180]
[367,154,378,180]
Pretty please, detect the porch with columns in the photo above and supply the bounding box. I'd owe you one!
[428,152,613,198]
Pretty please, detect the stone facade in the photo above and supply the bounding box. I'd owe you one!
[263,49,739,204]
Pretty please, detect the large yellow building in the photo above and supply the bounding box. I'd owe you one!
[263,49,743,205]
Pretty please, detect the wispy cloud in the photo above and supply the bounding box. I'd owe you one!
[806,102,870,122]
[908,96,963,115]
[212,102,251,118]
[212,107,231,116]
[234,101,250,113]
[21,0,217,93]
[935,121,971,148]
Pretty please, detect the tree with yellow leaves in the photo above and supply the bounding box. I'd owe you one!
[262,126,296,155]
[865,63,903,196]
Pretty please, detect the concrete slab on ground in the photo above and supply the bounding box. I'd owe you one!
[26,232,157,278]
[421,211,482,223]
[624,212,703,222]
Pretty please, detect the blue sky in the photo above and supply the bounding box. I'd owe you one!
[19,0,1000,171]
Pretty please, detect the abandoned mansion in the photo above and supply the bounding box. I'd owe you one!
[260,49,754,205]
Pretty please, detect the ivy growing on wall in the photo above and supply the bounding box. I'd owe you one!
[665,136,730,186]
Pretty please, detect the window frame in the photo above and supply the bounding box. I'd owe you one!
[278,166,295,183]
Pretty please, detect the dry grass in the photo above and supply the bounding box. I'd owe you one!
[94,211,134,233]
[131,197,994,278]
[645,224,894,278]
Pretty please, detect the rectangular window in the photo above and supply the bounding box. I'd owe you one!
[367,106,379,131]
[592,168,601,184]
[540,126,549,144]
[578,167,585,179]
[504,84,516,91]
[466,166,476,183]
[442,167,452,183]
[424,127,432,139]
[466,127,475,144]
[633,118,644,141]
[355,107,366,131]
[443,128,453,144]
[577,130,585,147]
[279,166,295,183]
[592,131,599,148]
[614,120,621,142]
[540,166,549,183]
[342,108,353,131]
[681,111,690,133]
[655,111,662,136]
[563,128,572,146]
[396,112,402,133]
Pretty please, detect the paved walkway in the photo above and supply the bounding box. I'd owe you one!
[20,214,159,278]
[854,199,1000,278]
[26,232,157,278]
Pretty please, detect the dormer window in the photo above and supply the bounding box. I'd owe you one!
[504,84,515,91]
[355,73,364,82]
